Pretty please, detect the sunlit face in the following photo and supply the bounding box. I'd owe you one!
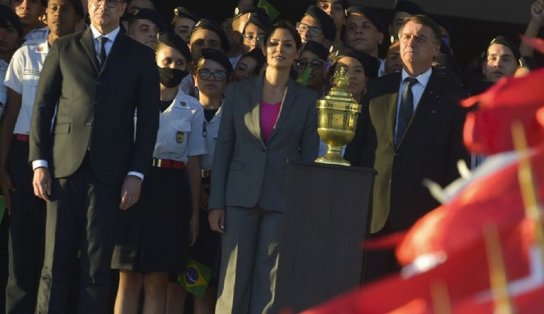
[344,13,383,55]
[128,19,159,49]
[242,22,265,53]
[297,15,324,45]
[333,56,366,99]
[316,0,344,30]
[265,28,299,69]
[482,44,518,82]
[12,0,45,27]
[189,28,222,59]
[156,44,188,70]
[399,21,439,71]
[88,0,126,33]
[46,0,81,37]
[172,16,195,42]
[194,59,228,98]
[0,20,22,57]
[232,55,258,81]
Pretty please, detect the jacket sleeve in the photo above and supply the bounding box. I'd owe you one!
[208,84,236,210]
[29,40,62,164]
[130,47,160,175]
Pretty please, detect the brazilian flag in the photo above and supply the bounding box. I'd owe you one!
[257,0,279,21]
[179,257,212,297]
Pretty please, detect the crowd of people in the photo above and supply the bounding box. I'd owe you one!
[0,0,542,313]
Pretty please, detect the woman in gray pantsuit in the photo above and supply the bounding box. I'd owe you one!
[208,21,319,314]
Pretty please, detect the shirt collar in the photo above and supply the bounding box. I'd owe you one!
[90,24,121,42]
[401,67,433,88]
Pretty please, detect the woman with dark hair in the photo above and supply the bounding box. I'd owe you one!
[112,32,205,314]
[231,48,265,82]
[208,21,319,314]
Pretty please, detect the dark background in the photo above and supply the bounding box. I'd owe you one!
[154,0,542,70]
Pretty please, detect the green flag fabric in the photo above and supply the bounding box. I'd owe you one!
[257,0,280,21]
[179,257,213,297]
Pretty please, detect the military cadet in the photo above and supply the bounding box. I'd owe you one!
[0,0,82,312]
[178,48,233,314]
[112,32,206,314]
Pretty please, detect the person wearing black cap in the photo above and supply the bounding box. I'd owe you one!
[1,0,82,312]
[345,15,468,283]
[126,0,155,15]
[389,0,425,42]
[11,0,48,44]
[166,48,234,314]
[126,8,165,49]
[344,5,386,60]
[327,47,377,101]
[232,47,265,81]
[316,0,346,47]
[189,18,230,61]
[208,20,319,314]
[296,40,329,94]
[297,5,336,48]
[171,6,198,42]
[232,3,267,34]
[482,36,521,83]
[112,32,205,314]
[242,13,271,54]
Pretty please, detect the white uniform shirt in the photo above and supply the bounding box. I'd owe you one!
[4,39,49,135]
[154,91,207,163]
[0,59,8,119]
[24,27,48,45]
[201,107,222,170]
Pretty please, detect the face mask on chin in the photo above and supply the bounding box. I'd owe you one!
[158,67,189,88]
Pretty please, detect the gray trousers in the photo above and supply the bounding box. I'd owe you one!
[215,206,283,314]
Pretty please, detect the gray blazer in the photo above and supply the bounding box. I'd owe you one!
[208,76,319,212]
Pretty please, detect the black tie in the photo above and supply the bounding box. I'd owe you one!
[97,36,108,67]
[395,77,418,146]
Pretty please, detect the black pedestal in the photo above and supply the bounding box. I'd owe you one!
[275,161,374,312]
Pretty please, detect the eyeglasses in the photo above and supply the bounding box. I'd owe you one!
[296,59,325,70]
[317,1,343,12]
[197,69,227,81]
[243,34,265,42]
[90,0,123,9]
[296,22,322,38]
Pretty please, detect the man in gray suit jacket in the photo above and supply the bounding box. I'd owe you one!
[29,0,159,312]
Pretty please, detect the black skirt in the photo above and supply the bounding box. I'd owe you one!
[112,166,192,273]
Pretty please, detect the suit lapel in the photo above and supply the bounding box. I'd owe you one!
[102,31,127,74]
[247,77,265,146]
[80,29,99,73]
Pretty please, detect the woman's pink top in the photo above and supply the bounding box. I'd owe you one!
[260,101,281,143]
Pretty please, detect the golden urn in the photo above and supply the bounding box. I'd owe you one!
[315,66,361,166]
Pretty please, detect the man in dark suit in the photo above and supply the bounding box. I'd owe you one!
[345,15,468,282]
[28,0,159,312]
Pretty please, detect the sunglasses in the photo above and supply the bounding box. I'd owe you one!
[197,69,227,81]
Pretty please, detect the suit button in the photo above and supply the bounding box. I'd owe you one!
[86,122,93,127]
